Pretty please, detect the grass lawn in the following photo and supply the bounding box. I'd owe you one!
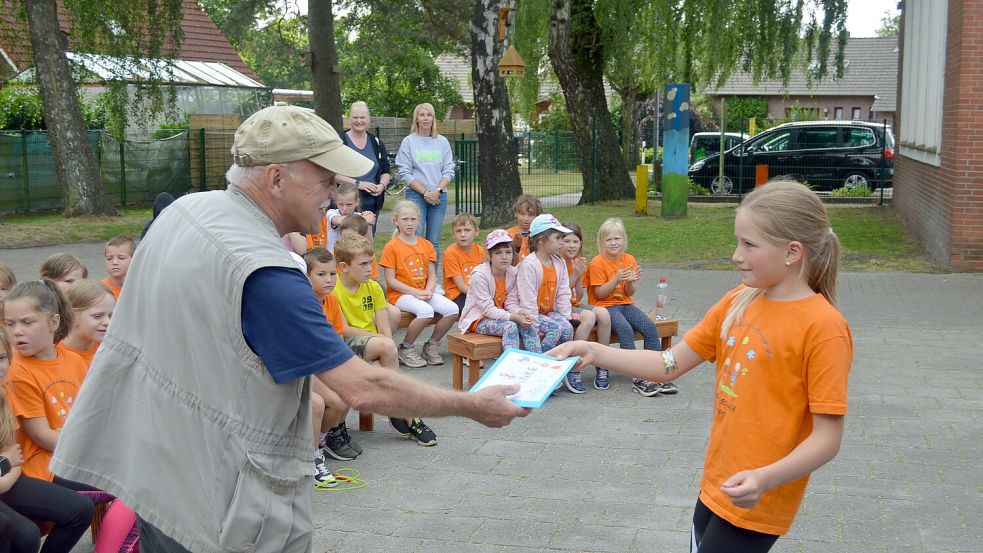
[3,201,942,273]
[413,200,943,273]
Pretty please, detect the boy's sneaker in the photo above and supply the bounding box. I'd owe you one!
[398,344,427,368]
[660,381,679,394]
[564,371,586,394]
[313,455,338,487]
[321,427,358,461]
[632,378,662,397]
[338,421,363,455]
[422,340,443,365]
[408,418,438,446]
[593,368,610,390]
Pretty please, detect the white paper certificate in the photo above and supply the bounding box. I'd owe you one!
[469,348,579,408]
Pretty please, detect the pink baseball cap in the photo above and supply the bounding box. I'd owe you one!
[485,229,514,250]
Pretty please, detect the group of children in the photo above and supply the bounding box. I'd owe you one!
[1,240,136,553]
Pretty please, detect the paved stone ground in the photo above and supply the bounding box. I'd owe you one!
[3,244,981,553]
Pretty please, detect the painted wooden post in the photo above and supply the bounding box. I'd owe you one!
[635,165,648,215]
[661,84,691,217]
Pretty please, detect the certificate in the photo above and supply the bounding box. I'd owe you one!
[469,348,579,408]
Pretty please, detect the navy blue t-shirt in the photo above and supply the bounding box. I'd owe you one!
[241,267,353,384]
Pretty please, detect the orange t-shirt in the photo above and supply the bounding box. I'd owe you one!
[320,293,346,335]
[684,287,852,535]
[586,253,638,307]
[442,243,486,300]
[468,276,507,332]
[380,237,437,304]
[536,264,558,315]
[306,216,329,250]
[564,258,590,308]
[57,341,99,369]
[5,349,88,481]
[101,277,121,300]
[507,226,531,263]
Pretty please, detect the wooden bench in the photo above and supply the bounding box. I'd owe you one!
[357,311,442,431]
[446,317,679,390]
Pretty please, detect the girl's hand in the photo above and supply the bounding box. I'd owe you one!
[513,310,535,327]
[360,211,377,225]
[417,289,433,300]
[720,470,767,508]
[573,257,588,278]
[546,340,593,370]
[614,267,632,282]
[629,267,642,282]
[1,443,23,468]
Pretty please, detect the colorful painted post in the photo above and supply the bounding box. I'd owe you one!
[661,84,691,217]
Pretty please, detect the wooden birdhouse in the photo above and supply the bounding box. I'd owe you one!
[498,44,526,78]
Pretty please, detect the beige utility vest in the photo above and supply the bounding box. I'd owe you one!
[52,186,316,553]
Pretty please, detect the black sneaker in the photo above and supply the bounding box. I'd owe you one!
[339,421,363,455]
[321,427,358,461]
[632,378,662,397]
[313,455,337,487]
[408,418,438,446]
[660,381,679,394]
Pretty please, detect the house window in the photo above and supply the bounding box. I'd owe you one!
[899,0,946,166]
[834,107,844,119]
[851,107,862,120]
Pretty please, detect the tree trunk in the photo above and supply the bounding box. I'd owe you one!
[309,0,343,131]
[25,0,115,216]
[548,0,633,203]
[469,0,523,227]
[620,87,638,169]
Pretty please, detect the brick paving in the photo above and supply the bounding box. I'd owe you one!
[3,245,981,552]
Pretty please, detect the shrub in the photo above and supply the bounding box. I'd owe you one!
[831,185,872,198]
[0,86,107,130]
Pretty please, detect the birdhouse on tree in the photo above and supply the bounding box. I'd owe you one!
[498,44,526,78]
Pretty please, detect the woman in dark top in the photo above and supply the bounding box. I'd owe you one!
[339,101,391,231]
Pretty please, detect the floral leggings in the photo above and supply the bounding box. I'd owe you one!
[473,312,572,353]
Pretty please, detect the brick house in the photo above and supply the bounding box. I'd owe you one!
[705,37,898,129]
[894,0,983,271]
[0,0,269,120]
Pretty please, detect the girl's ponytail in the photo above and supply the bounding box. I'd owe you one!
[808,229,841,307]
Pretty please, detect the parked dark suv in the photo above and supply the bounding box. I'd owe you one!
[688,121,894,194]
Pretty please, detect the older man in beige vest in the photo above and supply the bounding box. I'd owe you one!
[50,106,528,553]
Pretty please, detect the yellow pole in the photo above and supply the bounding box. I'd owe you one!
[635,164,648,215]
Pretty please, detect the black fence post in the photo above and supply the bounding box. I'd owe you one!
[198,128,207,192]
[119,138,127,206]
[880,119,887,207]
[20,131,30,212]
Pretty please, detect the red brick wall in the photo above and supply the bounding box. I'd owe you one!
[895,0,983,271]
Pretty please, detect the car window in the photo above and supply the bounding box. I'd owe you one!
[846,128,876,147]
[757,131,791,152]
[796,128,840,150]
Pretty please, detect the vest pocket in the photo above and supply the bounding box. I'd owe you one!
[218,450,304,552]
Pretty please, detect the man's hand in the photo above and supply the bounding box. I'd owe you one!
[469,385,530,427]
[1,443,23,468]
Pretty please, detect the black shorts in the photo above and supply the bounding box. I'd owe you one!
[691,497,779,553]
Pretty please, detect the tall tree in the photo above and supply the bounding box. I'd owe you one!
[469,0,523,226]
[309,0,343,129]
[5,0,184,216]
[23,0,110,216]
[876,9,900,37]
[527,0,850,202]
[549,0,634,202]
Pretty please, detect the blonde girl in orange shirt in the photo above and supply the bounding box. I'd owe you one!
[381,201,460,368]
[550,181,852,553]
[59,279,116,367]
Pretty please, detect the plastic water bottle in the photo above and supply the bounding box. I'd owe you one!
[656,276,669,319]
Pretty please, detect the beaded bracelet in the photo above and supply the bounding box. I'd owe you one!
[662,349,677,375]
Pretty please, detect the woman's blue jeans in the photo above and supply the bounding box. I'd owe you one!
[405,188,448,259]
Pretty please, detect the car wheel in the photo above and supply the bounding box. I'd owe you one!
[842,172,870,190]
[710,175,734,195]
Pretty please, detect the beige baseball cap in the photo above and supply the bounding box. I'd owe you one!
[230,105,373,177]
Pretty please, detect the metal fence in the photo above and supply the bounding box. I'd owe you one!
[0,118,894,215]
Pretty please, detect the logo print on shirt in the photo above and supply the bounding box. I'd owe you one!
[405,253,428,284]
